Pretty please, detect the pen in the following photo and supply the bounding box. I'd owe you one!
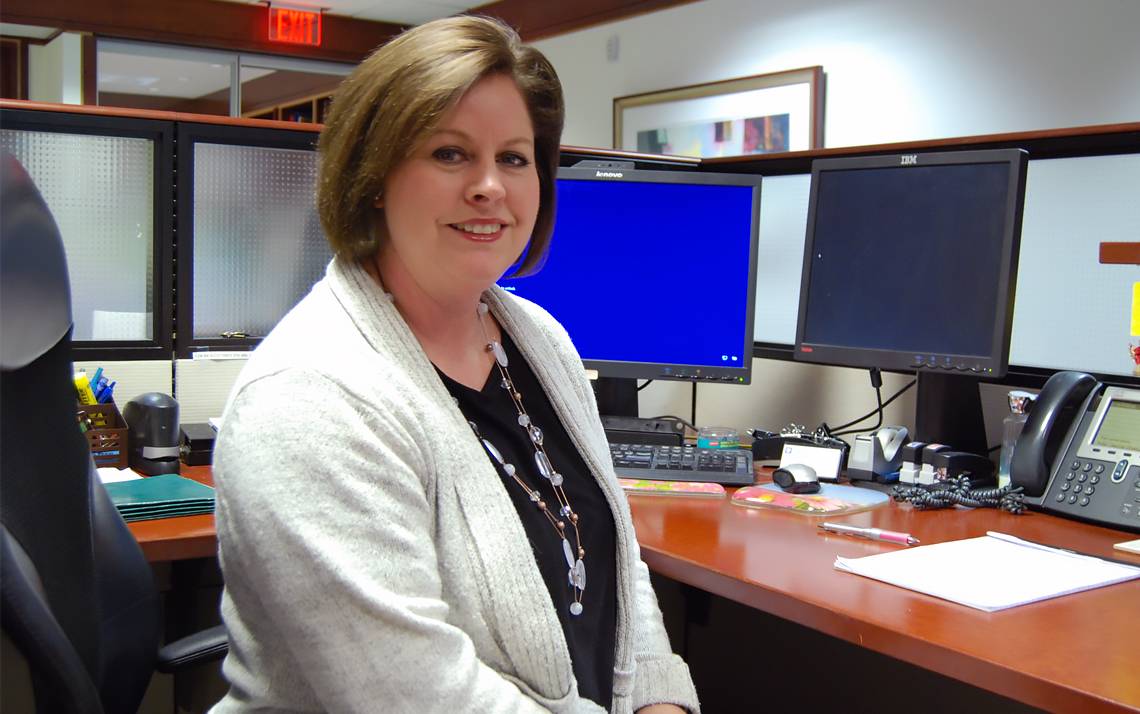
[819,522,920,546]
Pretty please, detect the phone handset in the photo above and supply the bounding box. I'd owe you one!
[1009,371,1100,496]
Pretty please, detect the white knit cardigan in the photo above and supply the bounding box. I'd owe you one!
[209,257,700,713]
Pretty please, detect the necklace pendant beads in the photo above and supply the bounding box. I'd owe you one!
[488,340,509,368]
[535,451,554,479]
[474,301,587,617]
[527,424,543,446]
[573,559,586,591]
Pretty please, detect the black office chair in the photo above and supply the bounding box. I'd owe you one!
[0,152,228,714]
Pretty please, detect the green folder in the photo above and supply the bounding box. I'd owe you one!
[104,474,215,522]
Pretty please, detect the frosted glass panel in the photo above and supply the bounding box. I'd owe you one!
[1010,154,1140,377]
[192,143,330,338]
[0,129,154,341]
[754,173,810,344]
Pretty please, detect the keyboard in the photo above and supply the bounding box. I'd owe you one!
[609,443,755,486]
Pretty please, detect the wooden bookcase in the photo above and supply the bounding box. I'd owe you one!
[244,91,333,124]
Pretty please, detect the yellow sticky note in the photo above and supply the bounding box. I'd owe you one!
[1133,282,1140,336]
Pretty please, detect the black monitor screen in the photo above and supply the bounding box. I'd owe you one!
[795,149,1028,377]
[500,165,761,383]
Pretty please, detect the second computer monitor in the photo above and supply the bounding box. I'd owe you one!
[794,148,1029,452]
[499,164,761,384]
[795,148,1028,376]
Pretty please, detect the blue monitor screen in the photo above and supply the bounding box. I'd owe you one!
[499,168,760,383]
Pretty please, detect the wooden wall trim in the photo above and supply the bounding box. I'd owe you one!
[7,100,1135,166]
[81,34,96,105]
[709,121,1140,164]
[0,37,28,99]
[0,98,322,133]
[1099,242,1140,265]
[561,143,701,165]
[481,0,701,41]
[1,0,701,56]
[0,0,402,63]
[704,122,1140,175]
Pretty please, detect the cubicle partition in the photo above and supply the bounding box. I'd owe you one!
[0,107,174,361]
[0,101,329,418]
[701,123,1140,387]
[3,99,1136,419]
[174,122,325,358]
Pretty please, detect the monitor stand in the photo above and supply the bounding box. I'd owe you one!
[914,371,989,456]
[593,376,638,418]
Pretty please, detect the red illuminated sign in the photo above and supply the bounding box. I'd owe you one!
[268,6,322,46]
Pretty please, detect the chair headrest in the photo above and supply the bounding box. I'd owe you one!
[0,152,72,370]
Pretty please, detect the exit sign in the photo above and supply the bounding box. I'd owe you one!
[268,6,322,46]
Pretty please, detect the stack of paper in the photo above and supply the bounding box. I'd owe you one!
[834,531,1140,612]
[103,473,215,522]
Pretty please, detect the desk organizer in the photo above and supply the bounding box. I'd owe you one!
[78,402,128,469]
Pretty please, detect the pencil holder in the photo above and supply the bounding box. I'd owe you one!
[78,402,129,469]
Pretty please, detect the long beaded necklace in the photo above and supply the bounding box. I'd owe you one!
[469,301,587,616]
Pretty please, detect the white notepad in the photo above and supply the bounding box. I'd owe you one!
[834,531,1140,612]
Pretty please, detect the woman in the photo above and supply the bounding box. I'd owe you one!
[211,15,699,714]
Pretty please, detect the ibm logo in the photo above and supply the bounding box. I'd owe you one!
[900,155,918,166]
[595,170,624,178]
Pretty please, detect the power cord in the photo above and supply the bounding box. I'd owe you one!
[648,414,698,434]
[828,369,916,437]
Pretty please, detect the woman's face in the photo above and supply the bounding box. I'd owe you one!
[377,73,540,302]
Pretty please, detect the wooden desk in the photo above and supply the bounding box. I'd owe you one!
[131,467,1140,712]
[628,484,1140,714]
[127,465,217,562]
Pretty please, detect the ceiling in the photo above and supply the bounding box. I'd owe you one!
[4,0,698,104]
[1,1,500,41]
[1,1,700,48]
[216,0,497,27]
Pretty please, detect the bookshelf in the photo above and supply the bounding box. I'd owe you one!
[244,92,333,124]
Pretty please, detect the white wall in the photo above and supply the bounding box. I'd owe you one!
[533,0,1140,443]
[28,32,83,104]
[535,0,1140,149]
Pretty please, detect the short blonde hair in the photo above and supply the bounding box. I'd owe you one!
[317,16,564,276]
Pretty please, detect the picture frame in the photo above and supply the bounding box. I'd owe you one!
[613,66,824,158]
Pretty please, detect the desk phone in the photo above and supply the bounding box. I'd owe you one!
[1011,371,1140,532]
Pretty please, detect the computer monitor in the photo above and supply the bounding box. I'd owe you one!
[794,148,1029,453]
[499,162,761,414]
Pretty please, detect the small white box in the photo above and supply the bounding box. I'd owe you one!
[779,443,844,482]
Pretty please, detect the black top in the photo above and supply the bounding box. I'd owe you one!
[436,330,617,708]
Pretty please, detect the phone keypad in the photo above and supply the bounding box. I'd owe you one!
[1048,451,1140,527]
[1050,459,1120,511]
[1127,472,1140,522]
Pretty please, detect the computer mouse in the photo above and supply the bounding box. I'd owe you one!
[772,463,821,494]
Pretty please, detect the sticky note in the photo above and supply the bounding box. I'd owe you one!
[1133,282,1140,336]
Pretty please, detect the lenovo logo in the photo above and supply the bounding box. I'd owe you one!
[595,170,624,178]
[900,154,918,166]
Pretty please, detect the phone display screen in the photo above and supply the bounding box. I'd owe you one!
[1091,398,1140,451]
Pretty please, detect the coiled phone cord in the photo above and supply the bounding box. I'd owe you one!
[891,475,1027,514]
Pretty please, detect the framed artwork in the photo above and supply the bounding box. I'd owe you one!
[613,66,824,158]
